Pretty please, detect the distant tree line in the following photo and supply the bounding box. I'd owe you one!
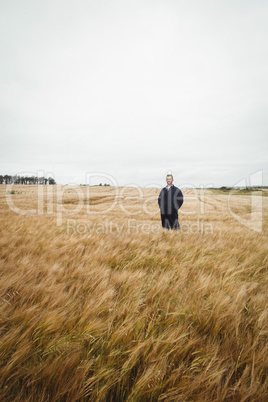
[206,186,267,191]
[0,175,56,185]
[218,186,264,192]
[80,183,111,186]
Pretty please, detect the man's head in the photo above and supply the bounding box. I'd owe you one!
[166,174,173,186]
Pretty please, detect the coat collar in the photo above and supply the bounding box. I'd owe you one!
[165,184,174,190]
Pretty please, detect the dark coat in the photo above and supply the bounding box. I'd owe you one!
[158,185,183,219]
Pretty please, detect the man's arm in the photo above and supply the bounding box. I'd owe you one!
[174,189,183,210]
[158,189,163,209]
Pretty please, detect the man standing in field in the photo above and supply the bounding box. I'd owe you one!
[158,174,183,230]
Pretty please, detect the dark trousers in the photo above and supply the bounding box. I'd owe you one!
[161,215,180,230]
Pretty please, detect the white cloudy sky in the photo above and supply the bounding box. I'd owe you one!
[1,0,267,187]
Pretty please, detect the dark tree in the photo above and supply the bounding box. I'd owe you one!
[0,174,56,185]
[48,177,56,185]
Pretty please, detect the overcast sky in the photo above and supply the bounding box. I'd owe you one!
[1,0,267,187]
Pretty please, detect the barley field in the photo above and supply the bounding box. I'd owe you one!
[0,184,267,401]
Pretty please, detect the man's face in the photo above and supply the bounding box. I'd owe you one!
[166,175,173,186]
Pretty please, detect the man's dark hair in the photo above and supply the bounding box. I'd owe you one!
[166,174,173,179]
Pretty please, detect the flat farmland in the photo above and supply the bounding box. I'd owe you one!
[0,185,267,401]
